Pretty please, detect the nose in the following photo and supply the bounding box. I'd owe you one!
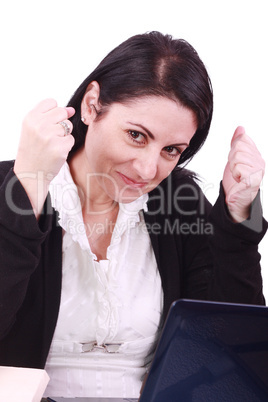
[132,151,159,181]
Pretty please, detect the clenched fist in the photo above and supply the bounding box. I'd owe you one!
[14,99,76,218]
[222,126,265,223]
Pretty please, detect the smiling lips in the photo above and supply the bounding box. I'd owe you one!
[117,172,149,189]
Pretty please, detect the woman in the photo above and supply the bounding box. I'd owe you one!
[0,31,266,398]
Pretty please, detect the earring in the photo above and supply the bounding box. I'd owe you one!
[81,116,86,123]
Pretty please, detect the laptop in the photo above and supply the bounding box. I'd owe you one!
[46,399,136,402]
[140,299,268,401]
[46,299,268,402]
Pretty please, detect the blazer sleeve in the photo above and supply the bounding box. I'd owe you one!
[176,175,267,306]
[207,182,267,305]
[0,163,52,339]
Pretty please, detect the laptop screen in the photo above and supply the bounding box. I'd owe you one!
[139,299,268,401]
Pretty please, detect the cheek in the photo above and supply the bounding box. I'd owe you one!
[84,135,111,168]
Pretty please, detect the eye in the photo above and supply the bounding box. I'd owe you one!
[127,130,146,144]
[163,146,182,159]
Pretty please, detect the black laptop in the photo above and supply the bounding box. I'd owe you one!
[47,299,268,402]
[140,299,268,402]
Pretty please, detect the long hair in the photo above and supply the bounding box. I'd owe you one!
[67,31,213,165]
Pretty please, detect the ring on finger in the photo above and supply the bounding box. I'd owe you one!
[58,121,71,136]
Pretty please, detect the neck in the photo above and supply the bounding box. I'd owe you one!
[68,148,117,214]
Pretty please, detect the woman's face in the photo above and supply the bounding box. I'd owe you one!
[82,96,197,204]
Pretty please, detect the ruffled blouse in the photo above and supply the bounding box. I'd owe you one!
[44,163,163,398]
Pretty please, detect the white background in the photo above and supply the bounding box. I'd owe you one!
[1,0,267,297]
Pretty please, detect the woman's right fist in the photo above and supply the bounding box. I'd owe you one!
[14,99,76,217]
[14,99,75,180]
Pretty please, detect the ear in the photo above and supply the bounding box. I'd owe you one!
[81,81,101,125]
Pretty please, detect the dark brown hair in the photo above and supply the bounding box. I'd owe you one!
[67,31,213,165]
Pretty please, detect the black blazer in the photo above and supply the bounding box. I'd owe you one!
[0,161,267,369]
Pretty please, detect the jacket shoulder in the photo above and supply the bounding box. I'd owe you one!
[0,160,15,183]
[147,167,211,218]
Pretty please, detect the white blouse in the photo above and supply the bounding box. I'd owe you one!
[44,163,163,398]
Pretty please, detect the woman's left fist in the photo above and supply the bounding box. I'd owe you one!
[222,126,265,222]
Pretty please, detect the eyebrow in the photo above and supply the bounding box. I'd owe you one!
[127,122,155,139]
[127,121,190,147]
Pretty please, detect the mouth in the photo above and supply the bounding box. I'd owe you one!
[117,172,149,189]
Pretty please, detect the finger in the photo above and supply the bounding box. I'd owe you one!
[231,162,264,187]
[44,106,69,123]
[61,132,75,151]
[231,136,258,154]
[54,133,75,160]
[231,134,258,151]
[229,150,263,172]
[226,179,248,204]
[230,126,245,145]
[228,137,265,175]
[33,98,58,114]
[231,162,252,185]
[226,174,262,207]
[47,106,75,124]
[33,100,75,122]
[229,135,263,167]
[65,106,75,119]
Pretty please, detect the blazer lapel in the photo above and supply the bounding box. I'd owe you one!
[144,190,182,322]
